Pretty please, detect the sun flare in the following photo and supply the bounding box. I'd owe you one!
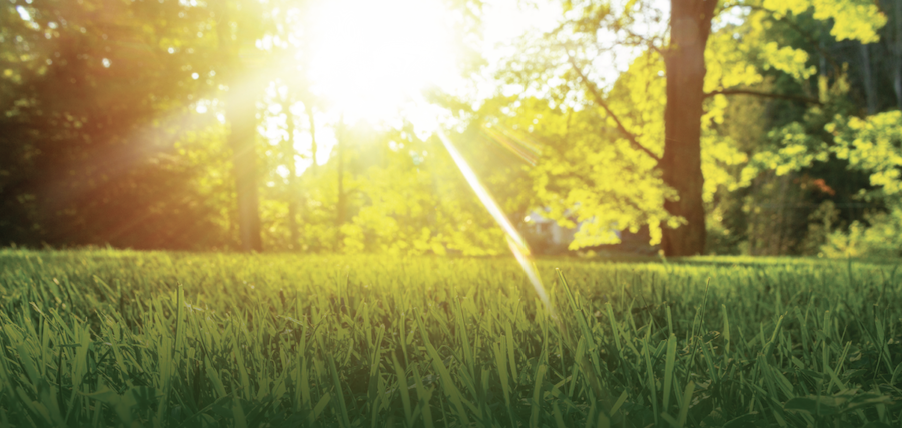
[305,0,459,122]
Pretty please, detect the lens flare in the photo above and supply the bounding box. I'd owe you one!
[480,123,542,166]
[435,129,555,318]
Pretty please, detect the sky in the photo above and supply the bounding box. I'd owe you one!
[260,0,574,179]
[254,0,682,179]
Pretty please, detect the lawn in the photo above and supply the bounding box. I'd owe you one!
[0,249,899,427]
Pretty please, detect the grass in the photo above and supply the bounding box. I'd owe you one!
[0,248,900,427]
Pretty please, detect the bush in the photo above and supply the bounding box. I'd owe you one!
[820,201,902,258]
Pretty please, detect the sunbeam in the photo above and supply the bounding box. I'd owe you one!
[435,129,556,318]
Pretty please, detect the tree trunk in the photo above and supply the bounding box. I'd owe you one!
[216,3,263,252]
[335,115,346,250]
[660,0,718,256]
[305,100,319,173]
[224,81,264,252]
[893,0,902,108]
[860,43,877,115]
[281,93,300,250]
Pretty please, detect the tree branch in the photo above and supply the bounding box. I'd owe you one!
[621,27,665,58]
[566,53,662,163]
[705,88,822,105]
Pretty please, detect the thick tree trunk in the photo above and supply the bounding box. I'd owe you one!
[660,0,718,256]
[216,3,263,253]
[224,81,264,252]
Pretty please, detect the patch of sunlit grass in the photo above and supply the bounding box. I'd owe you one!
[1,249,899,426]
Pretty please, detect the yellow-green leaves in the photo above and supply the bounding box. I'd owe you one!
[705,30,764,93]
[739,122,830,186]
[763,0,887,43]
[506,52,677,250]
[830,111,902,195]
[759,42,816,80]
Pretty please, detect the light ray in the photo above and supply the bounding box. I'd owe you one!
[435,129,555,318]
[480,123,542,165]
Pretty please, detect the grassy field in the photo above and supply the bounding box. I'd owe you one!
[0,249,900,427]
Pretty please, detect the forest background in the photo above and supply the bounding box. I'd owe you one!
[1,0,900,259]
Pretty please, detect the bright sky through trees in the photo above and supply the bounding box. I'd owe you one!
[2,0,899,257]
[306,0,458,123]
[262,0,567,176]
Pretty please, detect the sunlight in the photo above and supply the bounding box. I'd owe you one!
[436,129,555,318]
[306,0,458,123]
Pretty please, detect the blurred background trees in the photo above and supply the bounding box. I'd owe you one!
[1,0,900,258]
[0,0,235,249]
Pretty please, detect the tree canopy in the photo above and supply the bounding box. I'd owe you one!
[1,0,900,258]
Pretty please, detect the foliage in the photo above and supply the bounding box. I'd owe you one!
[818,112,902,258]
[492,0,886,254]
[0,0,250,249]
[761,0,886,43]
[1,0,900,257]
[820,212,902,258]
[703,0,901,256]
[739,108,902,258]
[1,250,901,427]
[329,127,512,257]
[830,111,902,196]
[0,0,512,254]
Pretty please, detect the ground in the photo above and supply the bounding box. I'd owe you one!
[0,249,899,427]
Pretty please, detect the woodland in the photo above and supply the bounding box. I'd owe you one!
[1,0,900,258]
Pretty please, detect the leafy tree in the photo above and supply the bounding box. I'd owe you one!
[723,3,902,256]
[255,114,516,255]
[211,0,273,252]
[0,0,314,251]
[496,0,885,255]
[818,111,902,256]
[0,0,236,249]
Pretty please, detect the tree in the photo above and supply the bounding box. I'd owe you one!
[277,88,302,249]
[658,0,720,255]
[816,110,902,256]
[498,0,885,255]
[0,0,236,249]
[322,119,520,256]
[720,3,902,256]
[212,1,268,252]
